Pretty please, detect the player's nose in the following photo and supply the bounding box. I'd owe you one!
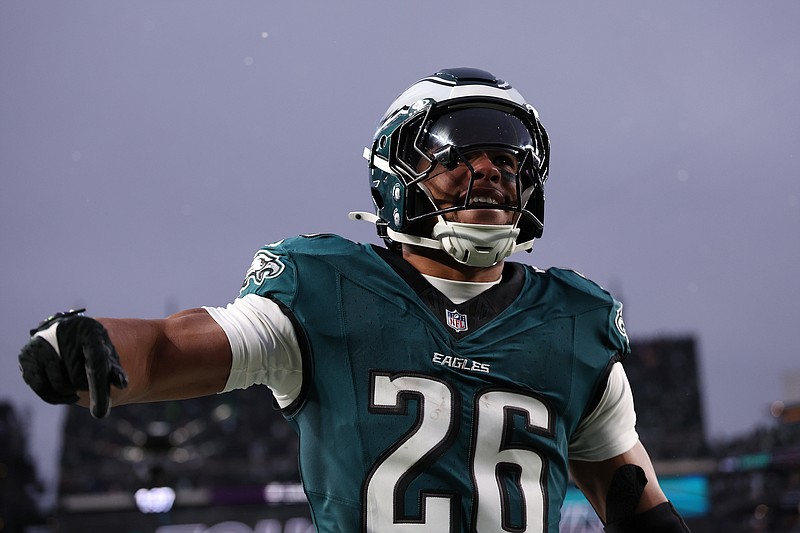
[469,152,502,182]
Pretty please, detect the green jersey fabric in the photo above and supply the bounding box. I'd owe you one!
[239,234,630,533]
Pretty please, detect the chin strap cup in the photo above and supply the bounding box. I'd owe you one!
[431,219,519,267]
[349,212,534,267]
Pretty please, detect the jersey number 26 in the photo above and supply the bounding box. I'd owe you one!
[365,372,554,532]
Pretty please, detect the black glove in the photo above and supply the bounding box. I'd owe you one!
[19,309,128,418]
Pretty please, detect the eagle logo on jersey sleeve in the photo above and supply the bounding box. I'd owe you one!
[614,302,629,344]
[241,249,285,290]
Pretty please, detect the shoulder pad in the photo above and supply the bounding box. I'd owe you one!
[239,234,365,298]
[545,267,630,356]
[546,267,614,302]
[269,234,363,256]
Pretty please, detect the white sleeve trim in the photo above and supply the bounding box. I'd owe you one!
[203,293,303,408]
[568,362,639,461]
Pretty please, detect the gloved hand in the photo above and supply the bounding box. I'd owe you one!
[19,309,128,418]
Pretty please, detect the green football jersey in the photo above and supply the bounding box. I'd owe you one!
[239,234,630,533]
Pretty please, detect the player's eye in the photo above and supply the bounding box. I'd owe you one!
[492,153,518,172]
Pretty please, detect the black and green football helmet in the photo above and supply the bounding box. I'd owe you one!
[351,67,551,267]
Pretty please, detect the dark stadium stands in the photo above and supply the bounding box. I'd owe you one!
[0,402,44,531]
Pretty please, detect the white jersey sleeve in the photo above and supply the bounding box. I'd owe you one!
[203,293,303,408]
[568,362,639,461]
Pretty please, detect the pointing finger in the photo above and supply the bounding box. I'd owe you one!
[84,343,111,418]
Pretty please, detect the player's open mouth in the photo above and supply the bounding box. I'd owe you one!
[469,196,500,206]
[459,184,507,206]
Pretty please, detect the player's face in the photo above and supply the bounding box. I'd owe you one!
[421,149,520,226]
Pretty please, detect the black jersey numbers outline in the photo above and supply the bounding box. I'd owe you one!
[365,372,461,532]
[364,371,554,532]
[471,390,554,532]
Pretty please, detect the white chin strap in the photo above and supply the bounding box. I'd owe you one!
[349,212,533,268]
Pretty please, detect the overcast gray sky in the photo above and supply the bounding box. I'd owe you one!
[2,0,798,503]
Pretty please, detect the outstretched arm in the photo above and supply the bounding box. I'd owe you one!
[96,308,232,405]
[19,308,232,417]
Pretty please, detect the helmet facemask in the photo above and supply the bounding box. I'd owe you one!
[390,105,546,266]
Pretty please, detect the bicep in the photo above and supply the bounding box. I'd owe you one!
[99,308,232,404]
[569,362,638,461]
[204,294,303,408]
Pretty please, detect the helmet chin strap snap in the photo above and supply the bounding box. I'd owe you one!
[349,212,531,268]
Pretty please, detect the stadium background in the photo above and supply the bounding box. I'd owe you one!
[2,1,799,531]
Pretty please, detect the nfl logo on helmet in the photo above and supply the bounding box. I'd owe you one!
[446,309,468,333]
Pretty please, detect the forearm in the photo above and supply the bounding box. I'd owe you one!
[570,441,689,531]
[89,309,232,405]
[571,441,666,522]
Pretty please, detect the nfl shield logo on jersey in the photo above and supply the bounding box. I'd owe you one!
[446,309,468,333]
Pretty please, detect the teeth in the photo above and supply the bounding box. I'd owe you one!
[470,196,499,205]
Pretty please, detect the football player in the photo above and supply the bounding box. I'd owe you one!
[19,68,690,532]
